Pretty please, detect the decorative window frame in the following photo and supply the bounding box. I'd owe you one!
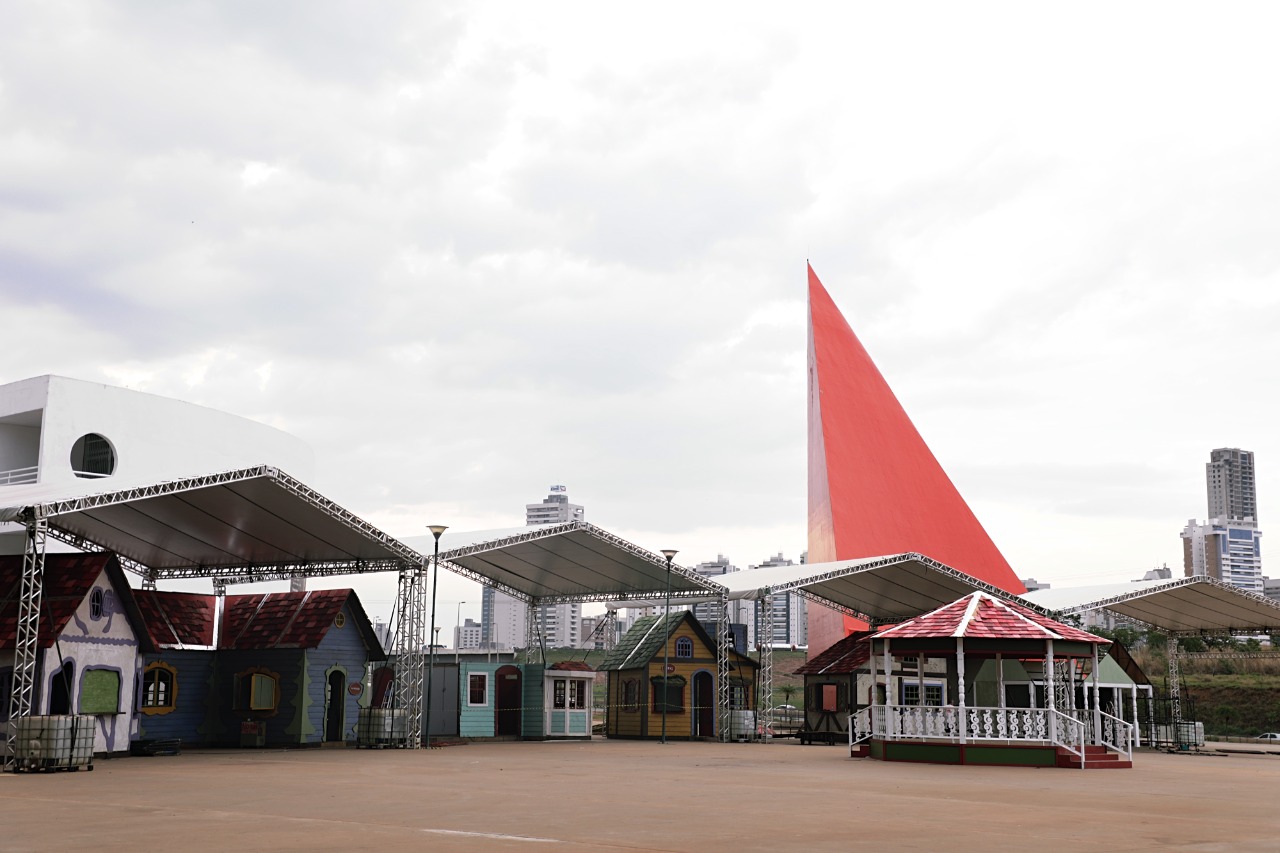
[79,666,122,715]
[89,588,105,620]
[233,667,281,714]
[622,678,640,712]
[140,661,179,715]
[650,674,686,714]
[467,672,489,707]
[899,680,946,707]
[674,637,694,659]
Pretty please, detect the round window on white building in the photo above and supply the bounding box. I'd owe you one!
[70,433,117,478]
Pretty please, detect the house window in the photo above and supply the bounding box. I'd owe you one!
[80,669,121,714]
[651,675,685,714]
[729,683,748,710]
[334,612,346,628]
[622,679,639,712]
[553,678,567,709]
[468,673,488,706]
[570,680,586,709]
[675,637,693,659]
[901,682,945,706]
[89,588,105,620]
[234,671,279,711]
[141,662,177,714]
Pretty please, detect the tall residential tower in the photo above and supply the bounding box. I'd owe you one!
[1207,448,1258,522]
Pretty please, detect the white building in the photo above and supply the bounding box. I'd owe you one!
[525,485,584,526]
[454,618,483,651]
[1,375,314,553]
[1181,517,1264,594]
[751,553,808,648]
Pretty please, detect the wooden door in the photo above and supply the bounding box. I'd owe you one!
[495,665,522,736]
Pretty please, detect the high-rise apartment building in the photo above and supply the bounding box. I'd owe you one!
[1184,448,1264,593]
[479,486,586,650]
[525,485,585,526]
[751,553,808,648]
[1181,517,1263,593]
[1207,448,1258,522]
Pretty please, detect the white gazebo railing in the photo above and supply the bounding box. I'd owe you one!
[849,703,1134,765]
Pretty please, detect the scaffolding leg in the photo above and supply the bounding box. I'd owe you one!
[5,514,46,771]
[391,564,426,748]
[716,593,731,743]
[1168,635,1182,742]
[758,594,774,743]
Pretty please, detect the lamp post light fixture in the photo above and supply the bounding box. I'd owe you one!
[660,548,678,745]
[425,524,448,749]
[455,601,466,665]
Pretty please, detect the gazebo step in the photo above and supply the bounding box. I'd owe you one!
[1056,747,1130,769]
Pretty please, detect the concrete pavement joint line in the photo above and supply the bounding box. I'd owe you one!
[418,828,565,843]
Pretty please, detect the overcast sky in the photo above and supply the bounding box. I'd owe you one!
[4,2,1279,627]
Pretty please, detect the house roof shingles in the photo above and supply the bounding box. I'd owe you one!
[601,611,757,672]
[874,592,1107,644]
[134,590,216,647]
[220,590,351,650]
[795,631,872,676]
[1,552,115,649]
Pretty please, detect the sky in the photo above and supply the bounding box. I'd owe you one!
[4,2,1280,629]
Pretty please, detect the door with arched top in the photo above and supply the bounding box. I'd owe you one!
[495,665,522,736]
[326,671,345,742]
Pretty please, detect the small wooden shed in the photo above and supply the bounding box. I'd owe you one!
[601,611,757,741]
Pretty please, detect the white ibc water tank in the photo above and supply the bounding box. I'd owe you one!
[14,715,95,770]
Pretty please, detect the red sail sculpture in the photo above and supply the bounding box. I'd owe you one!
[807,264,1025,652]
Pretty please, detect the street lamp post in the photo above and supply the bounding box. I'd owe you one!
[455,601,466,665]
[660,549,678,745]
[425,524,448,749]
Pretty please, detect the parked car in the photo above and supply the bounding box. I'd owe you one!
[1255,733,1280,741]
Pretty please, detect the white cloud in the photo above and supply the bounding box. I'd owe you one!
[3,1,1280,606]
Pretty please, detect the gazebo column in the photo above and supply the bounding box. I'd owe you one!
[1092,642,1102,745]
[868,639,878,739]
[883,638,894,737]
[1131,684,1141,748]
[1045,639,1056,744]
[956,637,966,744]
[996,653,1005,710]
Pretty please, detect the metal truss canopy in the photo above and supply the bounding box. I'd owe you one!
[716,553,1031,625]
[0,466,425,579]
[411,522,723,604]
[1021,576,1280,636]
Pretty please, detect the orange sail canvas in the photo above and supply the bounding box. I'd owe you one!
[807,264,1025,653]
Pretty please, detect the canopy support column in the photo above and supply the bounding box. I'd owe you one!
[757,593,774,742]
[4,512,46,772]
[716,593,731,743]
[1167,635,1182,735]
[996,653,1005,710]
[883,638,893,738]
[391,562,426,748]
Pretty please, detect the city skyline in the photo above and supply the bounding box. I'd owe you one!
[4,5,1280,628]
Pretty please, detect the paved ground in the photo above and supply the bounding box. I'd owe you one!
[4,740,1279,851]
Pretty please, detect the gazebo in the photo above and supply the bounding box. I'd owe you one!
[856,592,1134,769]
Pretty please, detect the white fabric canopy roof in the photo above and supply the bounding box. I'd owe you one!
[0,466,422,579]
[1020,576,1280,636]
[403,522,722,604]
[715,552,1028,624]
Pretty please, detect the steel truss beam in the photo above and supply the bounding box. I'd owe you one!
[758,594,774,743]
[438,521,722,597]
[27,464,426,572]
[390,564,428,748]
[4,514,46,771]
[1167,636,1182,728]
[715,593,731,743]
[1055,575,1280,632]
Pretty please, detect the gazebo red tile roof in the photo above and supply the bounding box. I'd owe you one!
[873,592,1107,644]
[548,660,594,672]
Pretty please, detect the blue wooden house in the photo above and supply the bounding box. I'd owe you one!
[134,588,385,747]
